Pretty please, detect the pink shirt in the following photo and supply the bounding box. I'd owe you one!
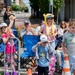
[41,24,57,42]
[2,33,16,54]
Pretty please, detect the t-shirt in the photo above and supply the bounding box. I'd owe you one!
[20,28,35,37]
[41,24,57,42]
[2,33,16,54]
[63,32,75,55]
[57,27,64,36]
[37,44,50,67]
[35,26,41,35]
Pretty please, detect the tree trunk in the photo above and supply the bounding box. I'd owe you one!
[57,12,59,24]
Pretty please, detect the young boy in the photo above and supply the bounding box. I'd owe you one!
[32,35,53,75]
[62,20,75,75]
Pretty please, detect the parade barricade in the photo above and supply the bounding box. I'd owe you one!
[0,37,23,75]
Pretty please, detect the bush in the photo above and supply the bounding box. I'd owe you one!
[21,7,28,12]
[12,4,21,11]
[12,4,28,12]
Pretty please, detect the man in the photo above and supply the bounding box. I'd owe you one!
[20,20,35,37]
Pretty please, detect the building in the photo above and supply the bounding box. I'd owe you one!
[65,0,75,20]
[60,0,75,21]
[22,0,31,14]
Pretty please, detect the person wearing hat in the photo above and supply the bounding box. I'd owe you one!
[32,35,53,75]
[0,23,17,75]
[20,20,35,37]
[39,13,57,53]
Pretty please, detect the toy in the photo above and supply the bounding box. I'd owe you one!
[48,55,56,75]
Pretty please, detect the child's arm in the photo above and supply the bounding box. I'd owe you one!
[2,37,9,44]
[32,42,42,52]
[48,42,54,54]
[10,33,15,37]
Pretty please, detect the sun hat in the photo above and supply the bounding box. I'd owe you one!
[0,23,7,28]
[40,35,48,43]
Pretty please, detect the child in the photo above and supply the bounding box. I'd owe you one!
[0,23,17,75]
[39,14,57,54]
[32,35,53,75]
[62,20,75,75]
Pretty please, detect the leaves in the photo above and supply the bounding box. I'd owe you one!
[53,0,64,13]
[29,0,64,18]
[29,0,49,14]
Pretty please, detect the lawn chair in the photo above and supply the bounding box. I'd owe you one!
[20,35,40,69]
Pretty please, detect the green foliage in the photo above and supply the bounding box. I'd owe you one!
[53,0,64,13]
[12,4,28,12]
[30,0,39,10]
[38,0,49,14]
[29,0,49,17]
[12,4,21,11]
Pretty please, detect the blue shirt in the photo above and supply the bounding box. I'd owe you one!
[37,45,49,67]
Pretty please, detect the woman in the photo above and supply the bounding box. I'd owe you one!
[3,6,16,28]
[56,21,66,49]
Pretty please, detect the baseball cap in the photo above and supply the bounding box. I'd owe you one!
[24,20,30,25]
[0,23,7,28]
[40,35,48,43]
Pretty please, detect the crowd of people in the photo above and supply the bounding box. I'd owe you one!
[0,6,75,75]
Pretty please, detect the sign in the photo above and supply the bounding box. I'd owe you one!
[50,0,53,5]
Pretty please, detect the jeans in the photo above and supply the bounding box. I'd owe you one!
[56,50,64,68]
[50,41,56,54]
[55,36,63,50]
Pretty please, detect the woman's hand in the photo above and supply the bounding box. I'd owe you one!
[9,15,16,21]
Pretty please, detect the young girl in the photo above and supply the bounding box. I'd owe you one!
[32,35,53,75]
[62,20,75,75]
[0,23,17,75]
[39,14,57,53]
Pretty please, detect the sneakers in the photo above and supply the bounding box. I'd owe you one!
[12,72,17,75]
[5,73,10,75]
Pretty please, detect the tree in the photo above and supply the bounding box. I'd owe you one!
[38,0,49,16]
[29,0,39,18]
[29,0,49,18]
[53,0,64,24]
